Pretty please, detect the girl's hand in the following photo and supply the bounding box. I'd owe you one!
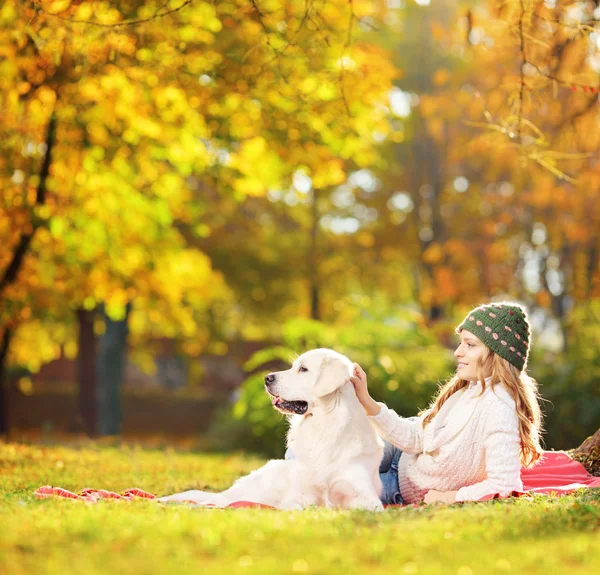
[423,490,458,505]
[350,363,381,416]
[350,363,369,399]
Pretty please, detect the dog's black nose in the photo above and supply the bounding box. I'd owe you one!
[265,374,275,386]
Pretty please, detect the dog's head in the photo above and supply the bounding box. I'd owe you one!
[264,348,353,415]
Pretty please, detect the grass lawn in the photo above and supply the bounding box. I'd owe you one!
[1,441,599,575]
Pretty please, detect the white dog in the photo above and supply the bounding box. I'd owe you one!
[158,348,384,511]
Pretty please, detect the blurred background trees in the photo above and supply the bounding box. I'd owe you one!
[1,0,598,452]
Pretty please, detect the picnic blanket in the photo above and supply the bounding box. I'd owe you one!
[35,451,600,508]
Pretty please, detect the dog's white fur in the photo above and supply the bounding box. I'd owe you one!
[158,348,384,511]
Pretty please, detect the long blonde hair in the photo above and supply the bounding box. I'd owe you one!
[420,348,545,468]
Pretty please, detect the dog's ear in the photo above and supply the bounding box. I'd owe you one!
[313,356,351,397]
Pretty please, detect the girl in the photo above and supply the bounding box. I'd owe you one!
[351,302,545,505]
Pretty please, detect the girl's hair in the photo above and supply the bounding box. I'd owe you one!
[420,348,545,468]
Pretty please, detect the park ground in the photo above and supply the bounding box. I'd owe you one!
[1,441,599,575]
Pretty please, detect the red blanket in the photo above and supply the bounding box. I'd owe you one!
[35,451,600,509]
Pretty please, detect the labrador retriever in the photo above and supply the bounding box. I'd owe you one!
[158,348,384,510]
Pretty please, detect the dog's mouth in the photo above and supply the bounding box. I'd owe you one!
[269,394,308,415]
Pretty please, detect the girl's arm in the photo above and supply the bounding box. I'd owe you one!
[350,362,425,453]
[368,403,426,454]
[454,398,523,502]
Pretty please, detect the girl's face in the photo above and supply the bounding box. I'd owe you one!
[454,329,491,381]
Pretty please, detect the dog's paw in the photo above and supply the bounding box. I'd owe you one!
[156,490,228,506]
[345,498,384,512]
[279,496,317,511]
[280,503,304,511]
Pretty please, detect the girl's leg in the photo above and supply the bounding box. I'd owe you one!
[378,416,418,505]
[379,446,404,505]
[378,416,418,473]
[379,438,398,473]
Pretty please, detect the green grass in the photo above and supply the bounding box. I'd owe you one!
[1,442,599,575]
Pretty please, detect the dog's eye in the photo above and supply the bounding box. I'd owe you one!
[299,366,308,372]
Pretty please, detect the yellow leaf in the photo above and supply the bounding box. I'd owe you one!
[422,243,444,265]
[47,0,72,13]
[433,69,451,87]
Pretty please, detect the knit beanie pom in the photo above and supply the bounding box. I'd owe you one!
[456,302,531,371]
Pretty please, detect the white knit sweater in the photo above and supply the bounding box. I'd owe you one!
[368,379,523,503]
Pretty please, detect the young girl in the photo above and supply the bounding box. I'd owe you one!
[351,302,544,505]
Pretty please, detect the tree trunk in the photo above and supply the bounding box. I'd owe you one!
[308,188,321,321]
[97,303,131,436]
[0,112,57,437]
[77,308,97,437]
[0,329,12,437]
[574,428,600,456]
[571,428,600,477]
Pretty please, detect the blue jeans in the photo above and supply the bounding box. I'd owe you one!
[378,438,404,505]
[378,415,418,505]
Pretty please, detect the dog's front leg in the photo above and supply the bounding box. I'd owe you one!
[328,469,384,512]
[278,469,321,510]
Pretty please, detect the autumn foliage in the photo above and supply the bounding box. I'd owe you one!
[1,0,599,445]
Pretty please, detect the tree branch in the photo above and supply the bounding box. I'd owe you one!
[36,0,194,28]
[0,110,57,297]
[517,0,526,141]
[339,0,355,117]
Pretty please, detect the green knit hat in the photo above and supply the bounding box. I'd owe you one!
[456,302,531,371]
